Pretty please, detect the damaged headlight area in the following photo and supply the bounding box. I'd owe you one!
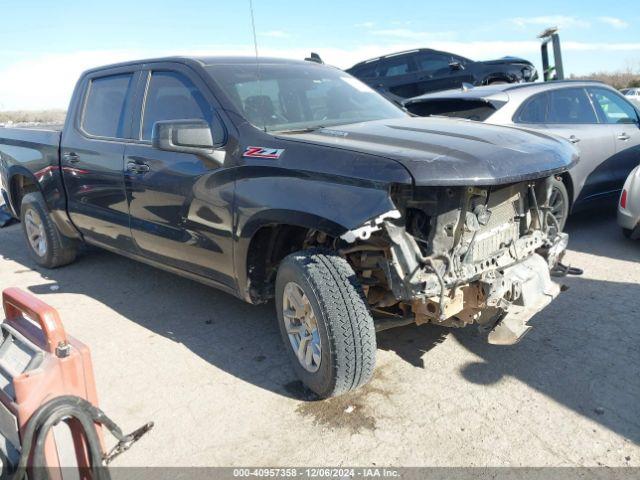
[339,177,569,345]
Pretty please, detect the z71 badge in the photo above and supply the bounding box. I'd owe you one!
[243,146,284,159]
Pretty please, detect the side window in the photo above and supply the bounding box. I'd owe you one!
[416,53,453,74]
[589,88,639,124]
[379,56,414,78]
[82,73,133,138]
[515,92,549,124]
[547,88,597,124]
[353,63,378,78]
[142,71,220,141]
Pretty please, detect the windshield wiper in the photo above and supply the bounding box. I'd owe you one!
[275,125,326,134]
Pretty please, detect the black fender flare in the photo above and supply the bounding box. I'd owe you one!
[5,165,42,216]
[6,164,81,239]
[483,72,517,85]
[234,201,397,303]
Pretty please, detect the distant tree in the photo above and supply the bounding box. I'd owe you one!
[0,110,66,125]
[569,64,640,90]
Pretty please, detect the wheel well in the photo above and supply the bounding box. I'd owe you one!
[482,72,515,85]
[558,172,574,210]
[10,174,38,217]
[246,224,315,303]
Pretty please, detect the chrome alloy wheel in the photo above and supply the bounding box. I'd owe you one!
[24,209,47,257]
[282,282,322,373]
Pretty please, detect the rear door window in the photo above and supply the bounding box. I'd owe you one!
[547,88,598,124]
[415,53,454,74]
[82,73,134,138]
[141,71,220,141]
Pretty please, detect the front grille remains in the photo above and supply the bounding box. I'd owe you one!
[468,190,520,263]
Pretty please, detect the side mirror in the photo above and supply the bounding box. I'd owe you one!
[449,61,464,71]
[152,119,215,155]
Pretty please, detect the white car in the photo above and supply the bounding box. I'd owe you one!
[623,88,640,108]
[618,165,640,239]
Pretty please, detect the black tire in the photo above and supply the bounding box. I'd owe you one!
[276,249,376,398]
[549,177,570,231]
[622,228,633,239]
[20,192,78,268]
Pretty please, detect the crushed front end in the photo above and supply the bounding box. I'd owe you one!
[339,177,569,345]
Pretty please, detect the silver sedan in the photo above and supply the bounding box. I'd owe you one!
[618,165,640,239]
[404,81,640,230]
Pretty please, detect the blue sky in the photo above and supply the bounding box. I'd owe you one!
[1,0,639,110]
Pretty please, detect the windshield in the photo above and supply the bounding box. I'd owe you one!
[207,63,406,132]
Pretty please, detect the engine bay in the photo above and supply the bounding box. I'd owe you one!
[338,177,568,344]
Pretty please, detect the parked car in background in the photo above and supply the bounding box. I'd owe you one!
[0,56,576,398]
[404,81,640,230]
[346,48,537,103]
[622,87,640,108]
[618,165,640,239]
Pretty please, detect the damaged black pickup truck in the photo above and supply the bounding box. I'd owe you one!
[0,57,577,397]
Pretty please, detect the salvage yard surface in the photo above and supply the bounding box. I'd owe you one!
[0,208,638,467]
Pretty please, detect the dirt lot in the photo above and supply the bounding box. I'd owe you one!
[0,208,638,467]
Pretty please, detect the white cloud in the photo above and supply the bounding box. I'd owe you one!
[2,40,640,110]
[510,15,591,29]
[0,50,146,111]
[598,16,629,29]
[355,21,375,28]
[260,30,290,38]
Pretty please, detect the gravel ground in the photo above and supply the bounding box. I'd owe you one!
[0,207,637,467]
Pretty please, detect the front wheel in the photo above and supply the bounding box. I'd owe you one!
[548,178,570,232]
[275,249,376,398]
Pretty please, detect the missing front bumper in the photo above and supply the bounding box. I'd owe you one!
[486,253,561,345]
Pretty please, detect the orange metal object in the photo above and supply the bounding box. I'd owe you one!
[1,287,102,471]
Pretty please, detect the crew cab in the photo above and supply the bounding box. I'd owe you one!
[0,56,576,398]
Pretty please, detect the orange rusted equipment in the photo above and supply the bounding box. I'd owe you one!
[0,288,152,479]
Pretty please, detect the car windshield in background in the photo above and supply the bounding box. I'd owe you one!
[208,63,406,132]
[405,99,500,121]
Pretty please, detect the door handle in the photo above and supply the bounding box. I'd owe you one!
[617,133,631,141]
[126,162,150,174]
[568,135,581,144]
[63,152,80,163]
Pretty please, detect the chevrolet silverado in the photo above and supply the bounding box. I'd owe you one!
[0,56,577,397]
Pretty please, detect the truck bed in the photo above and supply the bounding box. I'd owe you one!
[0,126,63,217]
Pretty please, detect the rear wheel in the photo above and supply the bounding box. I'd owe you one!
[548,178,570,231]
[275,249,376,398]
[20,192,78,268]
[622,228,633,239]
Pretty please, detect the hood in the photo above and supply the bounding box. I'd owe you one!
[481,56,534,66]
[277,117,578,187]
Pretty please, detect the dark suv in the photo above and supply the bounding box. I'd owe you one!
[347,48,537,102]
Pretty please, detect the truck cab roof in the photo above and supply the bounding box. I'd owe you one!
[82,55,315,76]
